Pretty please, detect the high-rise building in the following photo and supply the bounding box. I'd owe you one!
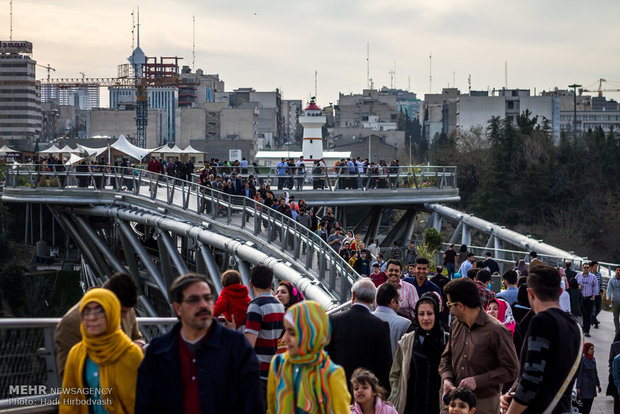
[41,85,100,110]
[0,40,41,142]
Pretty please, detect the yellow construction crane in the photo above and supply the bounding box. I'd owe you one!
[579,78,620,97]
[36,63,56,81]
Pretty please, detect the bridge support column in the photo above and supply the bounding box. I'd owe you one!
[449,221,463,245]
[74,216,127,275]
[365,207,383,245]
[66,214,113,278]
[237,259,253,299]
[157,229,189,276]
[117,220,170,302]
[382,208,416,247]
[403,208,418,245]
[198,244,222,293]
[461,223,471,246]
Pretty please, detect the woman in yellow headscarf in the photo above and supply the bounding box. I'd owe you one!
[59,288,143,414]
[267,300,350,414]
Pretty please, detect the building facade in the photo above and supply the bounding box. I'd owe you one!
[0,41,41,142]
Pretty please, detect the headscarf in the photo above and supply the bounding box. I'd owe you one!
[413,293,445,362]
[60,288,143,414]
[583,342,594,359]
[277,281,304,309]
[516,260,528,277]
[272,300,337,414]
[486,298,516,336]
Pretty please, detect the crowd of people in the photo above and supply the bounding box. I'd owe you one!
[30,155,421,193]
[51,241,620,413]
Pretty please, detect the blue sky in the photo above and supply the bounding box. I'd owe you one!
[5,0,620,106]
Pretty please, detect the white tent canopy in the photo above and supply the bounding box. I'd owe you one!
[111,134,153,161]
[77,144,107,157]
[183,145,204,154]
[0,144,20,155]
[152,144,184,154]
[65,153,85,166]
[57,145,77,153]
[39,144,62,154]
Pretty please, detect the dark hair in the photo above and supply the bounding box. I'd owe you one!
[250,264,273,290]
[517,276,528,287]
[350,368,387,400]
[443,278,481,308]
[221,270,242,287]
[376,282,399,307]
[502,270,518,285]
[102,273,138,308]
[569,278,579,289]
[415,257,429,266]
[527,265,561,301]
[589,260,598,267]
[485,252,492,257]
[170,273,215,304]
[467,252,475,259]
[475,269,491,283]
[386,259,402,270]
[277,280,304,308]
[530,251,537,258]
[446,386,477,409]
[517,284,530,307]
[459,244,468,253]
[466,268,478,280]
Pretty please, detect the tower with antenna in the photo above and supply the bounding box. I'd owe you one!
[366,42,371,89]
[192,16,196,72]
[429,53,432,93]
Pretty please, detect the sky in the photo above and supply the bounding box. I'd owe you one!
[4,0,620,107]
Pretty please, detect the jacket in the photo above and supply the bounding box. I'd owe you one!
[372,306,411,357]
[388,331,415,413]
[351,397,398,414]
[577,357,600,399]
[213,283,251,326]
[325,304,392,392]
[135,321,263,414]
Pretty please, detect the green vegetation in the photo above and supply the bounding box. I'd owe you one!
[429,113,620,262]
[422,227,443,252]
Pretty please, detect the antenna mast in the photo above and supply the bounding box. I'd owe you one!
[468,74,472,93]
[389,60,395,89]
[429,53,432,93]
[314,70,318,99]
[131,10,135,51]
[505,60,507,89]
[366,42,370,89]
[9,0,13,40]
[192,15,196,72]
[408,75,411,91]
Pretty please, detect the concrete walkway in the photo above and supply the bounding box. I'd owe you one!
[588,307,616,413]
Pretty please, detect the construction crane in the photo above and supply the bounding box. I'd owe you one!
[36,63,56,81]
[579,78,620,98]
[40,73,194,148]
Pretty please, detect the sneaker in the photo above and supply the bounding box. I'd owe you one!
[584,333,591,337]
[594,323,599,329]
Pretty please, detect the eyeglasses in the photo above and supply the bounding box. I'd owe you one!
[81,308,106,318]
[446,301,460,309]
[182,294,214,304]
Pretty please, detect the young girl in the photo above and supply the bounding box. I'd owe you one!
[350,368,397,414]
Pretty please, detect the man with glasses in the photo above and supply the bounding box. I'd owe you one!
[576,262,598,337]
[439,278,519,414]
[135,273,263,413]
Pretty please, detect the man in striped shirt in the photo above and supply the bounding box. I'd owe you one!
[576,263,598,337]
[244,265,285,395]
[385,259,419,322]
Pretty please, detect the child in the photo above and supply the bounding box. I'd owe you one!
[213,270,251,330]
[446,386,477,414]
[350,368,397,414]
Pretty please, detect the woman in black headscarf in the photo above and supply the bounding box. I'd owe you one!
[388,292,449,413]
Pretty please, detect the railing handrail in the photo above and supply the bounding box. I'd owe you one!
[3,164,360,303]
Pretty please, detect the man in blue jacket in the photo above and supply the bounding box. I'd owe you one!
[135,273,263,413]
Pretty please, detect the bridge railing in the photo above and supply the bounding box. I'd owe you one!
[200,164,457,191]
[3,165,359,303]
[0,317,177,411]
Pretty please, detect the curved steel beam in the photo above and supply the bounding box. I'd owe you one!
[70,205,339,309]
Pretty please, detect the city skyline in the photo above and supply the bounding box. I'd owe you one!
[4,0,620,107]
